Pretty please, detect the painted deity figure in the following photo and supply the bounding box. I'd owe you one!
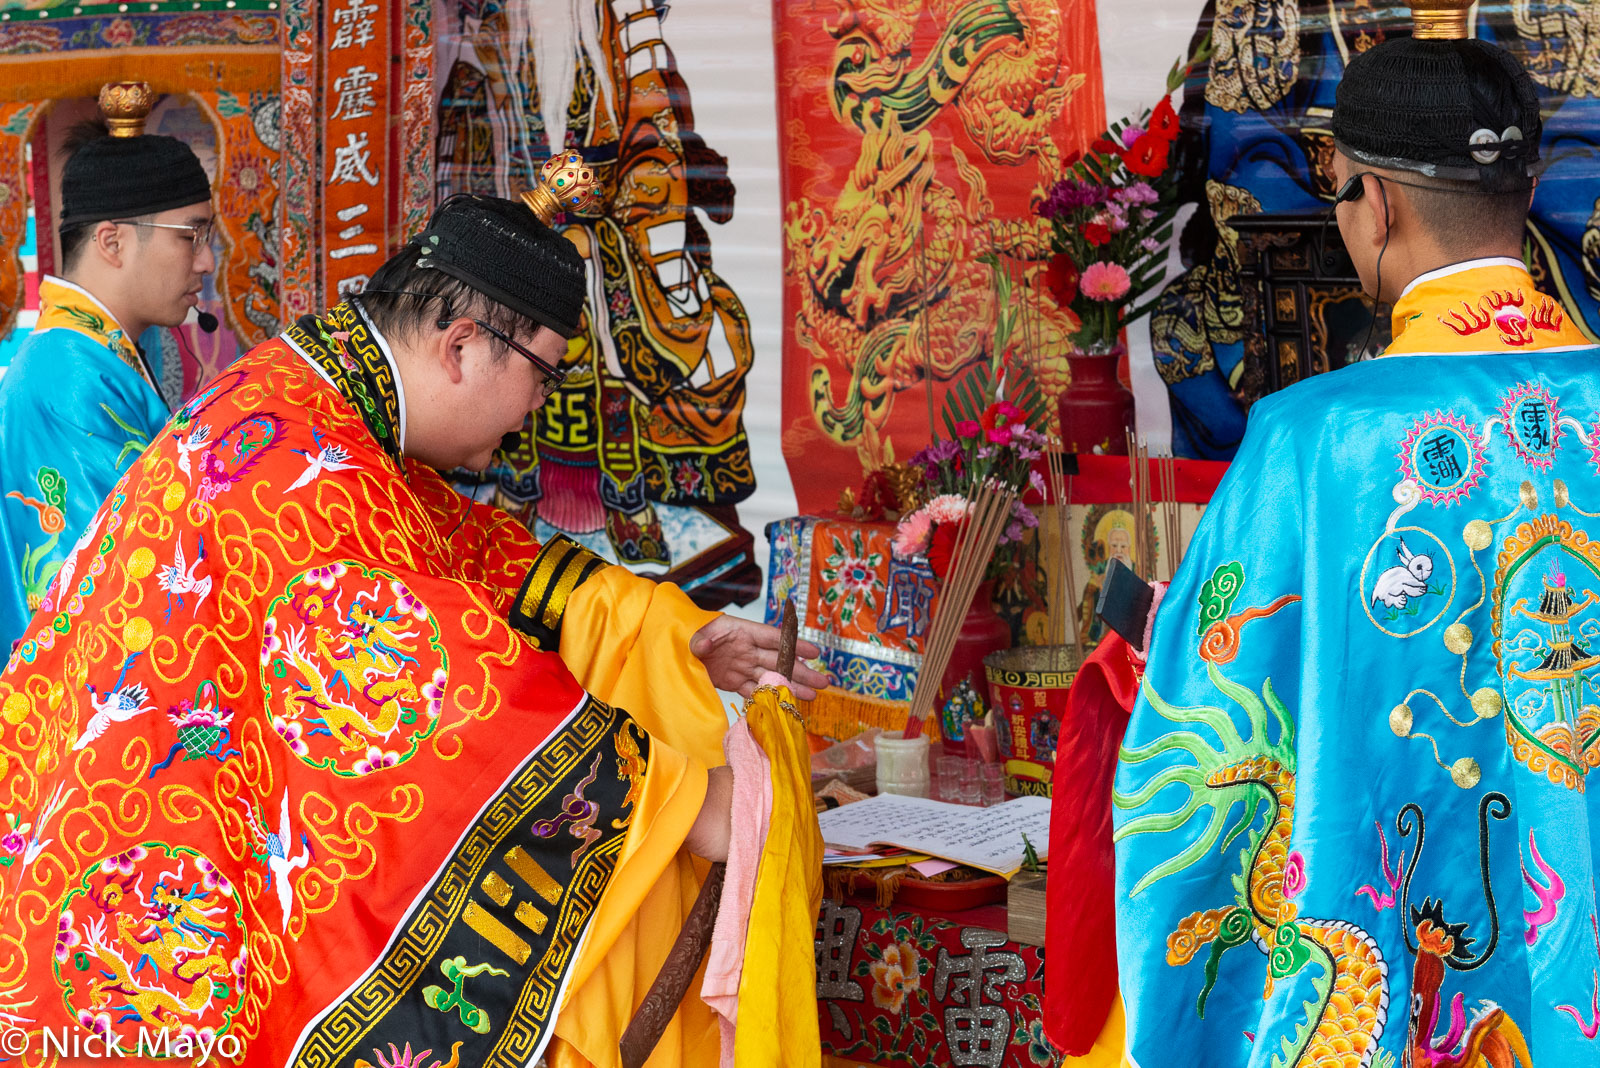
[434,0,760,605]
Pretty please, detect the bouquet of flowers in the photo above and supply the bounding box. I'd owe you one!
[1037,47,1203,353]
[893,400,1046,579]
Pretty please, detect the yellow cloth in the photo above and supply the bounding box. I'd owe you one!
[548,566,726,1068]
[1383,260,1591,356]
[734,684,825,1068]
[36,275,152,386]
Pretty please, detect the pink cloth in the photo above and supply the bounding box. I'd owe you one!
[699,685,777,1067]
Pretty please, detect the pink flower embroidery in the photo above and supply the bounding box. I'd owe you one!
[303,562,348,591]
[272,716,309,758]
[198,856,233,897]
[54,911,80,962]
[421,669,449,719]
[260,617,281,666]
[353,747,401,776]
[1283,850,1307,899]
[77,1010,113,1039]
[390,579,428,622]
[99,845,148,878]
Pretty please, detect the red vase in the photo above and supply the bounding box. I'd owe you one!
[937,580,1012,757]
[1059,346,1134,455]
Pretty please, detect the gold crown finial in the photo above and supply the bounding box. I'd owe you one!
[1411,0,1472,40]
[98,81,155,138]
[519,152,601,224]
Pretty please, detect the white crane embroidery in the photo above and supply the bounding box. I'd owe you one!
[156,533,213,621]
[286,427,360,492]
[75,653,155,751]
[172,424,212,480]
[239,792,315,932]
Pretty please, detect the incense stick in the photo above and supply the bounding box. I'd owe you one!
[905,479,1018,737]
[920,213,936,439]
[1045,442,1077,650]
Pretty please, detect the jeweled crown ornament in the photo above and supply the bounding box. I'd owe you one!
[520,151,601,224]
[1410,0,1472,40]
[99,81,155,138]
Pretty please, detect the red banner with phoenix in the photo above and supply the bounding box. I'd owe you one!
[775,0,1106,512]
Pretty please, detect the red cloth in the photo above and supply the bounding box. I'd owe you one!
[1044,631,1142,1054]
[1033,453,1230,504]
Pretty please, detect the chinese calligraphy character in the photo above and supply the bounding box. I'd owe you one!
[814,901,863,1040]
[815,901,864,1003]
[330,0,377,49]
[1519,400,1551,452]
[879,557,937,639]
[336,274,371,297]
[1419,432,1463,484]
[331,65,380,121]
[933,928,1024,1068]
[329,132,380,187]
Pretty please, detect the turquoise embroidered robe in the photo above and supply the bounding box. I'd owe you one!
[1115,344,1600,1067]
[0,278,168,654]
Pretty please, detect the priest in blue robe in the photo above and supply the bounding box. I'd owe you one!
[1114,9,1600,1067]
[0,83,214,654]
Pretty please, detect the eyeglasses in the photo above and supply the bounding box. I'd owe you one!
[469,318,567,394]
[112,218,214,252]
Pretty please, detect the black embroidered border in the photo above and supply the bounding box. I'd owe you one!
[285,300,405,469]
[509,535,607,651]
[291,697,648,1068]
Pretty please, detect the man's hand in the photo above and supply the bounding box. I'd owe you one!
[689,613,831,699]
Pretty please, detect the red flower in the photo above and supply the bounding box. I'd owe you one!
[981,401,1024,445]
[1148,97,1180,143]
[928,523,959,581]
[1119,133,1170,178]
[1081,222,1112,247]
[1091,137,1119,156]
[1045,253,1079,306]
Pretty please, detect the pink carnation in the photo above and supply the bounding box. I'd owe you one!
[955,420,982,440]
[1080,262,1131,302]
[922,494,970,526]
[893,509,934,557]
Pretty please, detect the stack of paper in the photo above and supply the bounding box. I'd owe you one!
[815,794,1051,878]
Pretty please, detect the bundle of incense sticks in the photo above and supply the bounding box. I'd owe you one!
[1125,431,1188,582]
[1045,441,1079,649]
[903,478,1019,738]
[1156,450,1181,581]
[1126,430,1150,580]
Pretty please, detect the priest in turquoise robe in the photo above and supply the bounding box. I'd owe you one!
[0,87,214,654]
[1114,14,1600,1068]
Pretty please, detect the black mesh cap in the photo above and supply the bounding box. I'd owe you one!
[415,194,587,339]
[1333,36,1542,190]
[59,134,211,227]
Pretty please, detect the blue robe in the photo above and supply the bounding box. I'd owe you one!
[1115,346,1600,1066]
[0,281,168,654]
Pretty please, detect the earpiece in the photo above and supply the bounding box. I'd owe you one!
[1334,174,1366,205]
